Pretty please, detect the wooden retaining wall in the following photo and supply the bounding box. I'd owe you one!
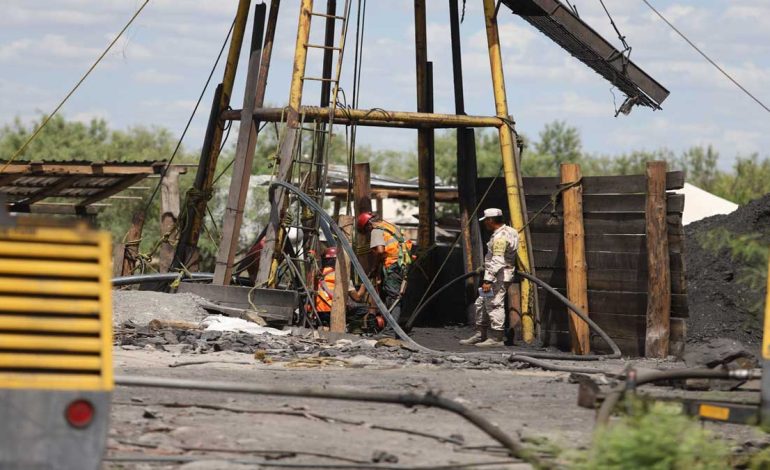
[478,171,687,357]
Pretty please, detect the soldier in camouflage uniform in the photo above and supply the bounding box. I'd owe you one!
[460,208,519,347]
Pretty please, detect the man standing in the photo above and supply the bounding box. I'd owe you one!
[356,212,412,324]
[460,208,518,347]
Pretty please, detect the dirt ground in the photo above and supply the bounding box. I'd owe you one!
[104,337,767,469]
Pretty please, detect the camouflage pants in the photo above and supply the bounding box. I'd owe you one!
[381,264,404,324]
[474,279,507,331]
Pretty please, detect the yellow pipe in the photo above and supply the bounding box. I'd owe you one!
[482,0,535,343]
[0,316,101,333]
[0,353,101,370]
[221,0,252,103]
[266,0,314,286]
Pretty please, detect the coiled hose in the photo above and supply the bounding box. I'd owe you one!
[270,181,621,371]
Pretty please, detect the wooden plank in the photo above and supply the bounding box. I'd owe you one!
[331,215,354,333]
[538,289,688,317]
[533,249,684,272]
[529,232,682,254]
[159,167,182,273]
[527,212,682,235]
[120,211,146,276]
[523,193,684,214]
[354,163,373,275]
[645,161,671,358]
[544,330,643,356]
[509,171,685,196]
[10,175,83,208]
[561,163,590,354]
[536,268,685,293]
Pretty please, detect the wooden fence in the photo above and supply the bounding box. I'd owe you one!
[478,170,687,357]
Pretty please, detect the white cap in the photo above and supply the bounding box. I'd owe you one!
[479,208,503,221]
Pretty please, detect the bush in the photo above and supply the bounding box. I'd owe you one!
[574,401,730,470]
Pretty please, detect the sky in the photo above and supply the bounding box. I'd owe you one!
[1,0,768,169]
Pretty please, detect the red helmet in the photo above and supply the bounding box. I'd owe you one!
[323,246,337,259]
[356,212,374,232]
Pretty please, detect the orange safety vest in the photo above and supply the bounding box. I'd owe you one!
[315,266,335,313]
[372,221,413,269]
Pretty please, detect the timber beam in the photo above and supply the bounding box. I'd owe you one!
[221,106,504,129]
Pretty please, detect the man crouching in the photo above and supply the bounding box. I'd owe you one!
[460,208,518,347]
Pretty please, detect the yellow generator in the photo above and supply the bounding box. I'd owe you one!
[0,218,112,470]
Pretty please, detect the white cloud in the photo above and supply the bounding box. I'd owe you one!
[133,68,182,84]
[71,109,110,123]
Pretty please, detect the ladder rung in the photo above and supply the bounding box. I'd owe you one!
[310,12,346,21]
[302,76,337,82]
[305,44,342,51]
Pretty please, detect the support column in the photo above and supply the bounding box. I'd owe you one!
[414,0,434,252]
[173,0,251,272]
[450,0,482,303]
[214,2,275,285]
[159,166,183,273]
[561,163,590,355]
[118,211,146,276]
[482,0,536,343]
[331,215,354,333]
[353,162,373,274]
[257,0,314,287]
[645,161,670,358]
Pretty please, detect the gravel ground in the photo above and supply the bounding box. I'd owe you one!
[113,290,210,327]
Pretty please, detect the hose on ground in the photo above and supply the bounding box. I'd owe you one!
[595,368,761,426]
[270,181,620,373]
[114,375,550,468]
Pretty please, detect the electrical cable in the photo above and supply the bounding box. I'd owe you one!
[2,0,150,171]
[641,0,770,114]
[143,18,237,212]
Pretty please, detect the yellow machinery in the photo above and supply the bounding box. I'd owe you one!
[0,218,113,470]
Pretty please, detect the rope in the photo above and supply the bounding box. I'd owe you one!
[2,0,150,172]
[641,0,770,114]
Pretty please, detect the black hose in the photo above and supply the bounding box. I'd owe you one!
[112,272,214,287]
[401,269,621,362]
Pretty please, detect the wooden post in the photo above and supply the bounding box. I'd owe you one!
[414,0,434,252]
[159,166,183,273]
[120,211,146,276]
[375,197,383,216]
[645,161,671,358]
[561,163,590,355]
[331,215,353,333]
[214,2,275,285]
[508,282,521,339]
[332,197,342,219]
[353,162,372,272]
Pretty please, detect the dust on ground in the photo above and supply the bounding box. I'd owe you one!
[113,290,210,327]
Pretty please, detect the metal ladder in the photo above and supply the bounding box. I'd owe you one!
[286,1,352,253]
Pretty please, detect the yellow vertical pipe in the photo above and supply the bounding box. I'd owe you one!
[222,0,252,103]
[482,0,535,343]
[265,0,314,285]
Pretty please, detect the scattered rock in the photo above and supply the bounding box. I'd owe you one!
[371,450,399,463]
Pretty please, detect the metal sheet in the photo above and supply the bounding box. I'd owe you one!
[503,0,669,110]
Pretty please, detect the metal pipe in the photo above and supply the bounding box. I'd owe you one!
[221,107,504,128]
[482,0,536,342]
[113,375,547,468]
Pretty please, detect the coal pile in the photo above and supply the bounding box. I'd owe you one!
[685,193,770,349]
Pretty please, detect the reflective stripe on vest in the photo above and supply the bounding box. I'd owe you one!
[373,221,410,269]
[315,267,335,312]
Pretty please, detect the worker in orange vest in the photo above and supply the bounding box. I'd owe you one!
[356,212,413,326]
[314,246,337,326]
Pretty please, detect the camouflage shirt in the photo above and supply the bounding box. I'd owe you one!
[483,224,519,283]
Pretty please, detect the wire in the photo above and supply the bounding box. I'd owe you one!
[641,0,770,114]
[142,18,237,212]
[2,0,150,172]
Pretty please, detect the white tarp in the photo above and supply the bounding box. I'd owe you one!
[200,315,290,336]
[677,183,739,225]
